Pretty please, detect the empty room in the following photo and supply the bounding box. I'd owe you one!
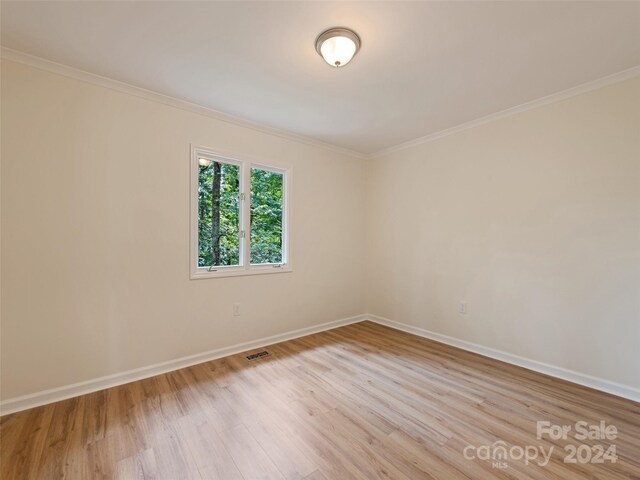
[1,1,639,479]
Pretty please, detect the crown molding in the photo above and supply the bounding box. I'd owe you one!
[0,47,367,160]
[3,47,638,161]
[370,65,640,159]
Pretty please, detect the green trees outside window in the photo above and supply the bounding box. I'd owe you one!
[250,168,283,264]
[198,160,240,267]
[197,160,284,268]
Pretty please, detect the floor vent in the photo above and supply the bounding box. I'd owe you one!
[245,351,271,361]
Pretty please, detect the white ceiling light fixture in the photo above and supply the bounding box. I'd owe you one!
[315,27,361,68]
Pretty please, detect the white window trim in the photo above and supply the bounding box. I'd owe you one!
[190,145,292,279]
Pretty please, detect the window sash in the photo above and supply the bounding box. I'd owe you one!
[249,165,285,266]
[197,155,243,269]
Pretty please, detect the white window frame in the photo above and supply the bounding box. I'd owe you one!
[190,145,292,279]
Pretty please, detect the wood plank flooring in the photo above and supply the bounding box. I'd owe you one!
[1,321,639,479]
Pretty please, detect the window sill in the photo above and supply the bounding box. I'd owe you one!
[190,266,293,280]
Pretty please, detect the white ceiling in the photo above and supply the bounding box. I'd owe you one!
[2,1,639,154]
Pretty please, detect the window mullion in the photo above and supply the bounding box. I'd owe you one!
[242,161,251,269]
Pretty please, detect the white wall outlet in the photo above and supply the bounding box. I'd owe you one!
[459,301,467,314]
[233,303,241,316]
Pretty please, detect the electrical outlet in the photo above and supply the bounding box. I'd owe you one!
[459,301,467,314]
[233,303,241,316]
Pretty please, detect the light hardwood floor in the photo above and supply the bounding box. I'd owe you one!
[1,321,639,479]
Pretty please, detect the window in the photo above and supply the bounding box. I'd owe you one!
[197,158,241,268]
[190,146,290,278]
[250,167,283,265]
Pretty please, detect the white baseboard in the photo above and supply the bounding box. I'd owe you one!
[0,314,367,416]
[366,314,640,404]
[3,312,637,415]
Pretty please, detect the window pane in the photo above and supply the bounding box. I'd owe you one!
[250,168,283,264]
[198,160,240,267]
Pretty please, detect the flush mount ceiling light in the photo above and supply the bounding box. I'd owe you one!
[315,27,361,68]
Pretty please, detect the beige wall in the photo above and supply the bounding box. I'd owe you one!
[366,77,640,389]
[0,59,367,400]
[2,58,639,402]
